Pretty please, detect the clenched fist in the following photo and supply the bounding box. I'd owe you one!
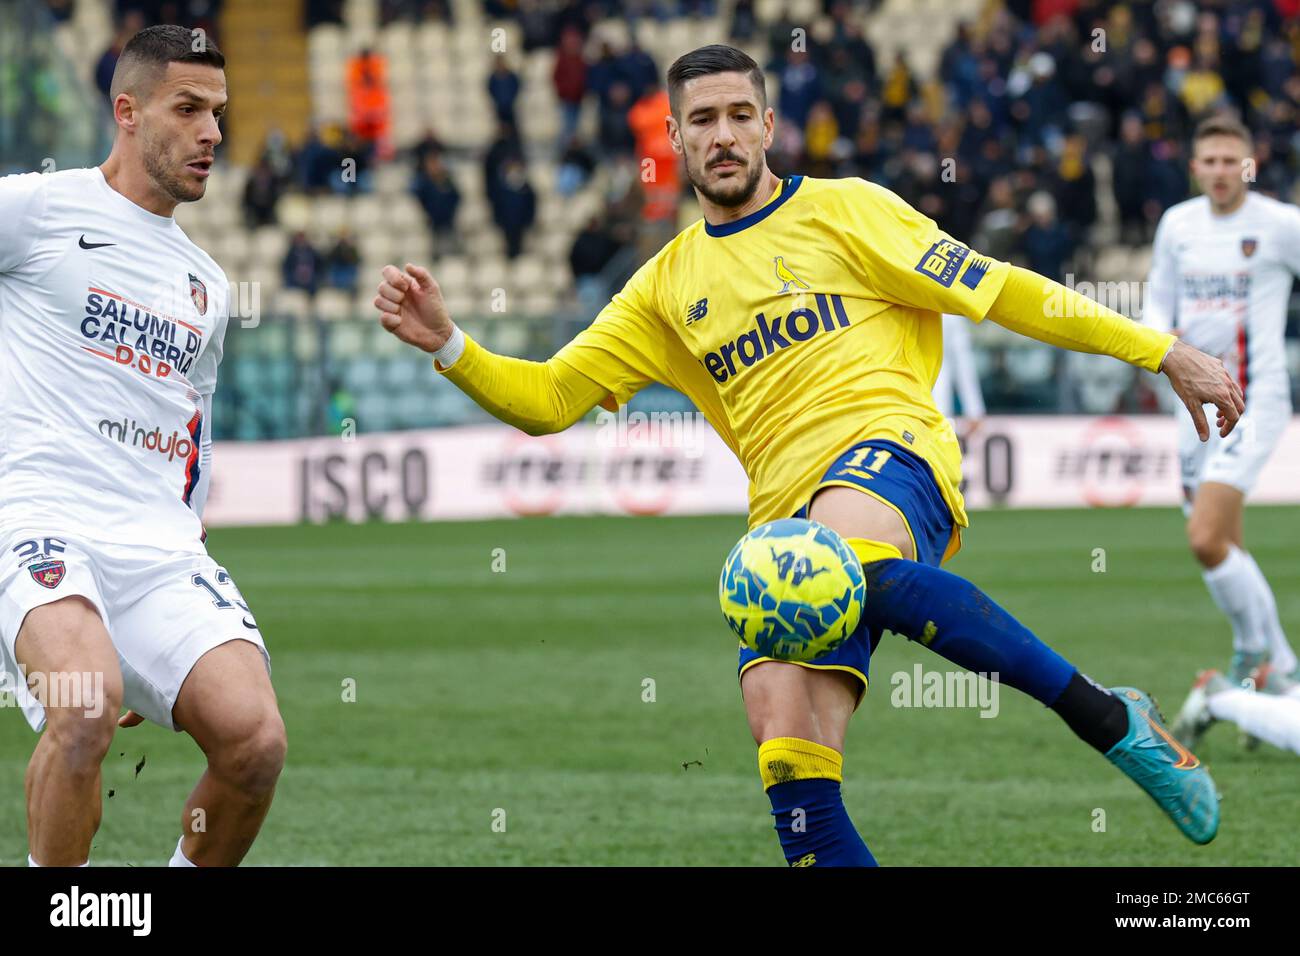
[374,263,455,354]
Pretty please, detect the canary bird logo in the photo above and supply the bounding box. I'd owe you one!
[774,256,810,293]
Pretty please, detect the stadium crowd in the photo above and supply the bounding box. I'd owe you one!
[76,0,1300,306]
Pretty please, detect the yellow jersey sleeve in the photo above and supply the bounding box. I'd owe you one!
[552,256,674,407]
[840,179,1010,320]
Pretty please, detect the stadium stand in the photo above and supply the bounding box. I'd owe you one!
[14,0,1300,437]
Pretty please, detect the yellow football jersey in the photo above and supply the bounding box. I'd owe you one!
[553,175,1012,552]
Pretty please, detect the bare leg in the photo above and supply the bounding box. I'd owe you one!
[17,597,123,866]
[170,639,286,866]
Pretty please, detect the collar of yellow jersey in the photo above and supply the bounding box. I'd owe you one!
[704,174,804,238]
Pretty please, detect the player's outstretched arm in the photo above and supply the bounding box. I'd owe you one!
[984,266,1244,440]
[374,263,609,435]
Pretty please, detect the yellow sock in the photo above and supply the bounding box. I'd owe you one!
[757,736,843,790]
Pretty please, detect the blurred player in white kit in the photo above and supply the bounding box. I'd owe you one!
[1146,114,1300,702]
[0,25,285,866]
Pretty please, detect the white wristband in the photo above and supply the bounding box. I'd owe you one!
[433,324,466,369]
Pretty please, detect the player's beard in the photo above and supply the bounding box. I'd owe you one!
[687,149,764,208]
[140,127,207,205]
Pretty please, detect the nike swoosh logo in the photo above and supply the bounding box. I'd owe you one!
[79,236,115,249]
[1144,710,1201,769]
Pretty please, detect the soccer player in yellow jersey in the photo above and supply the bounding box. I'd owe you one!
[375,46,1244,864]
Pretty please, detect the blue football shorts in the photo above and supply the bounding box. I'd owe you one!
[736,438,958,705]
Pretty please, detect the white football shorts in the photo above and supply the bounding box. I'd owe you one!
[0,528,269,732]
[1178,397,1289,514]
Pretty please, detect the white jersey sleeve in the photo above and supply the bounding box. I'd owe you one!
[1144,212,1178,336]
[0,173,49,273]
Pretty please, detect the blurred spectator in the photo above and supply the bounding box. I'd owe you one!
[484,121,526,201]
[774,50,820,130]
[973,177,1020,263]
[411,129,445,169]
[616,39,660,100]
[346,48,392,159]
[326,229,361,292]
[491,159,536,259]
[880,52,913,123]
[599,81,637,157]
[627,84,680,227]
[586,40,622,110]
[803,101,840,167]
[335,129,375,195]
[519,0,557,51]
[1112,113,1154,243]
[282,232,323,296]
[1180,46,1229,117]
[413,152,462,257]
[729,0,757,42]
[557,136,596,196]
[570,215,622,318]
[552,26,588,144]
[488,56,521,127]
[95,12,146,103]
[242,158,283,229]
[306,0,344,27]
[259,129,296,185]
[1019,192,1075,284]
[296,123,346,194]
[1053,133,1096,238]
[1008,52,1068,149]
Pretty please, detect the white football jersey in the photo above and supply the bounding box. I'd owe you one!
[0,167,227,553]
[1146,192,1300,410]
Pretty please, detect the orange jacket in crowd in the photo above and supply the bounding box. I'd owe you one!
[346,51,391,149]
[627,88,680,223]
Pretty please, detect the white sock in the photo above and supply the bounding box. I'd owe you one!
[28,854,88,866]
[1203,545,1270,655]
[1208,687,1300,754]
[169,836,197,868]
[1238,550,1298,674]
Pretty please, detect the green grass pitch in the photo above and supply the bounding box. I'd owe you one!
[2,506,1297,866]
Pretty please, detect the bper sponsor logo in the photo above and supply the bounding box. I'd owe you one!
[99,417,194,462]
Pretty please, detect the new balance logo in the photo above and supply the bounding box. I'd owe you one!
[685,298,708,326]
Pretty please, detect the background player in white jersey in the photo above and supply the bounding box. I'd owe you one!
[933,313,986,433]
[0,26,285,866]
[1146,114,1300,690]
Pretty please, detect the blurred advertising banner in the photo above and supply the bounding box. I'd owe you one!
[202,416,1300,527]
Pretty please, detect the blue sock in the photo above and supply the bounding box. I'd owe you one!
[766,778,878,867]
[861,557,1075,705]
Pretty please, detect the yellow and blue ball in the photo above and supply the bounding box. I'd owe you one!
[719,518,866,662]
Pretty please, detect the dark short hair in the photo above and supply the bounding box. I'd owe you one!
[1193,113,1253,151]
[109,24,225,102]
[667,44,766,118]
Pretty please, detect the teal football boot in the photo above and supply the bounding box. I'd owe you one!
[1105,687,1220,845]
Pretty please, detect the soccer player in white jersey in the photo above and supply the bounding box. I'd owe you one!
[933,313,986,431]
[1146,114,1300,691]
[0,25,285,867]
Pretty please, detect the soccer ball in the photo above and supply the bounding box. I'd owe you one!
[719,518,866,662]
